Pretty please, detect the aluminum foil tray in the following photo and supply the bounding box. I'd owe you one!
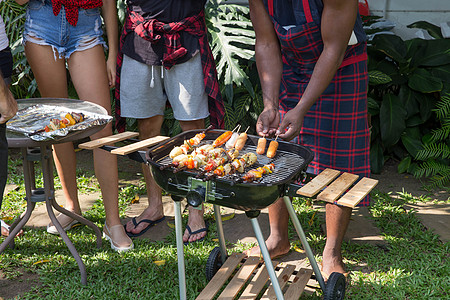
[6,104,112,141]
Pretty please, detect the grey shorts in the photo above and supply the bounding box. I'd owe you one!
[119,53,209,121]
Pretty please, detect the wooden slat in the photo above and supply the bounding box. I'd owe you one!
[263,264,296,299]
[110,136,169,155]
[336,177,378,208]
[296,168,341,197]
[218,256,261,300]
[78,131,139,150]
[316,172,359,203]
[283,268,313,300]
[196,253,245,300]
[239,261,278,300]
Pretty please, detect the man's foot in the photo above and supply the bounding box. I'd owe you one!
[124,208,164,236]
[1,219,23,237]
[321,249,347,279]
[182,207,207,244]
[47,213,80,235]
[244,236,290,259]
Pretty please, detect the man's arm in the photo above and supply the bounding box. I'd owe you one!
[0,73,17,124]
[277,0,358,140]
[249,0,283,137]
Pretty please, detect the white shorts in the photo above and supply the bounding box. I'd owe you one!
[119,53,210,121]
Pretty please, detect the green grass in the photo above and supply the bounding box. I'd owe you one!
[1,156,449,299]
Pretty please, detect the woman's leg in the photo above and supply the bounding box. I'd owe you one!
[67,45,120,227]
[24,43,82,219]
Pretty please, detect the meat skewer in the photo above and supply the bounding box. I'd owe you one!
[234,126,249,151]
[266,136,279,159]
[169,126,212,159]
[256,136,267,155]
[241,163,275,183]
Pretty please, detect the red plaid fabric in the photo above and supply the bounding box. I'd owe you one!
[267,0,371,206]
[51,0,102,26]
[114,8,225,132]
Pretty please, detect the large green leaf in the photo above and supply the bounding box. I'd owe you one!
[206,1,255,103]
[431,64,450,83]
[372,34,407,64]
[379,94,407,148]
[367,96,380,116]
[405,115,425,127]
[410,39,450,67]
[398,156,412,174]
[370,140,384,174]
[368,70,392,85]
[416,92,437,121]
[398,86,419,118]
[407,21,444,39]
[408,68,443,93]
[401,132,424,157]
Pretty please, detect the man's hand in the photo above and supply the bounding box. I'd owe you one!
[276,105,304,142]
[256,107,279,138]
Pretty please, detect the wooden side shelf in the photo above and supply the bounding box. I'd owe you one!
[296,168,378,208]
[197,255,313,300]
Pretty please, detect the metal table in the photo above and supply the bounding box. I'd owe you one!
[0,98,109,285]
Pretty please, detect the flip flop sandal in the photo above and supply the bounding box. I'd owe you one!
[124,216,166,237]
[183,222,208,245]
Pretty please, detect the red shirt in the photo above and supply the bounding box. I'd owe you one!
[52,0,103,26]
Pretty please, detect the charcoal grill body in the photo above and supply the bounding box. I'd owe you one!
[145,130,333,299]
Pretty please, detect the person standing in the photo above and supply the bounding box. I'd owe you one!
[116,0,225,244]
[248,0,370,278]
[0,7,22,237]
[18,0,133,251]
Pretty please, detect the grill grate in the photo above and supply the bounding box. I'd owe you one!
[155,139,306,185]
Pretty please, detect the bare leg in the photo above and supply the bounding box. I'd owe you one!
[68,46,120,226]
[179,120,207,243]
[322,203,352,275]
[245,197,291,258]
[24,43,81,219]
[124,116,165,235]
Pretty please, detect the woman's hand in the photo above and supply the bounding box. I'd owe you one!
[106,56,116,88]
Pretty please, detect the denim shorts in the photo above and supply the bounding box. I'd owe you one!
[23,0,105,59]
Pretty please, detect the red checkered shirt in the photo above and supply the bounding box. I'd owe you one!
[115,8,225,132]
[51,0,103,26]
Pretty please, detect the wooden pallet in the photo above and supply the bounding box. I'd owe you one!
[196,254,314,300]
[296,168,378,208]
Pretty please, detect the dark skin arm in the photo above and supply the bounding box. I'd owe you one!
[249,0,282,138]
[250,0,358,141]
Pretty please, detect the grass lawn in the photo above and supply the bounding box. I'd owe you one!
[1,154,449,299]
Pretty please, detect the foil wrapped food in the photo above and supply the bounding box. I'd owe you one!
[6,104,112,141]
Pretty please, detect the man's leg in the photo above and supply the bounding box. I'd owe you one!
[179,119,209,243]
[124,116,165,235]
[245,197,291,258]
[322,203,352,275]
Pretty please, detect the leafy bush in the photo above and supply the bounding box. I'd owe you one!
[413,93,450,188]
[367,22,450,174]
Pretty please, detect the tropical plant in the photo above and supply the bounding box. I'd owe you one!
[0,0,38,98]
[367,23,450,174]
[412,93,450,188]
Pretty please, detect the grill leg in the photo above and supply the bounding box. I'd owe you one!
[283,196,326,291]
[213,205,227,263]
[250,218,284,300]
[173,200,187,300]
